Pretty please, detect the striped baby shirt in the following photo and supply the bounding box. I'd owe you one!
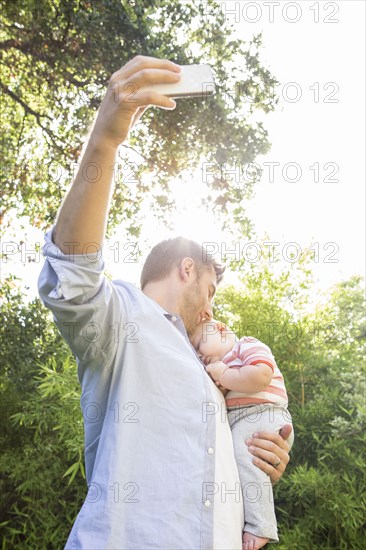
[223,336,289,408]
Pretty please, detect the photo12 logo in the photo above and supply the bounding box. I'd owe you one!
[201,2,340,24]
[201,160,340,185]
[201,241,339,264]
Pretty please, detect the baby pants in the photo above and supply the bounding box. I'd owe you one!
[227,403,293,543]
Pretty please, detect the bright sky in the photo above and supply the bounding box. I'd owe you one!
[2,0,365,298]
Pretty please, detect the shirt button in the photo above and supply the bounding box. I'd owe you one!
[171,316,177,322]
[204,500,212,508]
[207,447,214,455]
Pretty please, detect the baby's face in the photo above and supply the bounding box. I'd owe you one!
[191,321,236,364]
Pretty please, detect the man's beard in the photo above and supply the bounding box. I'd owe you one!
[179,279,203,338]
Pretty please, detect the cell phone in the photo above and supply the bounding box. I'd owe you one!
[139,64,215,99]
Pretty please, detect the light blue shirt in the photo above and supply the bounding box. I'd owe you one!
[38,227,231,549]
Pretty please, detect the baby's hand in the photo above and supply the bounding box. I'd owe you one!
[206,361,230,387]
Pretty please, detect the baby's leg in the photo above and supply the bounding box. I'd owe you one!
[228,405,287,544]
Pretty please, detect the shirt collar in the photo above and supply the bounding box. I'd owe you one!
[143,294,206,368]
[143,294,178,320]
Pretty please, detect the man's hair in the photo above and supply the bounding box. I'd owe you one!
[140,237,225,290]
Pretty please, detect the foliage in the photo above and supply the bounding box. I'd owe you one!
[1,261,365,547]
[0,282,86,548]
[1,0,278,236]
[213,253,366,549]
[1,3,365,548]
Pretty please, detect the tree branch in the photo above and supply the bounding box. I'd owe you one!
[0,39,89,87]
[16,112,27,158]
[0,82,63,152]
[0,39,23,49]
[121,144,149,163]
[0,82,52,121]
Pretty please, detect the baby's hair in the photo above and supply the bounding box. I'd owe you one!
[201,319,230,335]
[215,321,228,334]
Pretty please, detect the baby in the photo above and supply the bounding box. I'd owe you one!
[190,319,293,550]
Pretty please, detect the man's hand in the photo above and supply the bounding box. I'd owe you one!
[245,424,293,485]
[53,55,181,253]
[92,55,181,148]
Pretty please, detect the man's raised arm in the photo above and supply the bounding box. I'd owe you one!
[53,56,181,253]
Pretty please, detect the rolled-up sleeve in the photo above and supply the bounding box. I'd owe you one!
[38,226,128,365]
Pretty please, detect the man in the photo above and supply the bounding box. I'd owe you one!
[38,55,293,550]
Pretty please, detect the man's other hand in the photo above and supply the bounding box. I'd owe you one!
[245,424,293,485]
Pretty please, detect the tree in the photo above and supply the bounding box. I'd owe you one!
[1,0,278,236]
[0,280,86,547]
[1,258,364,547]
[213,251,366,549]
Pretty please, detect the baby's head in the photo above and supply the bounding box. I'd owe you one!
[190,319,237,364]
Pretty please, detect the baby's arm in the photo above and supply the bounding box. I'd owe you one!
[206,361,273,393]
[224,338,276,392]
[206,338,276,392]
[219,362,273,393]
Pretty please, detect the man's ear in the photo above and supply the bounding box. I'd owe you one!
[179,257,195,282]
